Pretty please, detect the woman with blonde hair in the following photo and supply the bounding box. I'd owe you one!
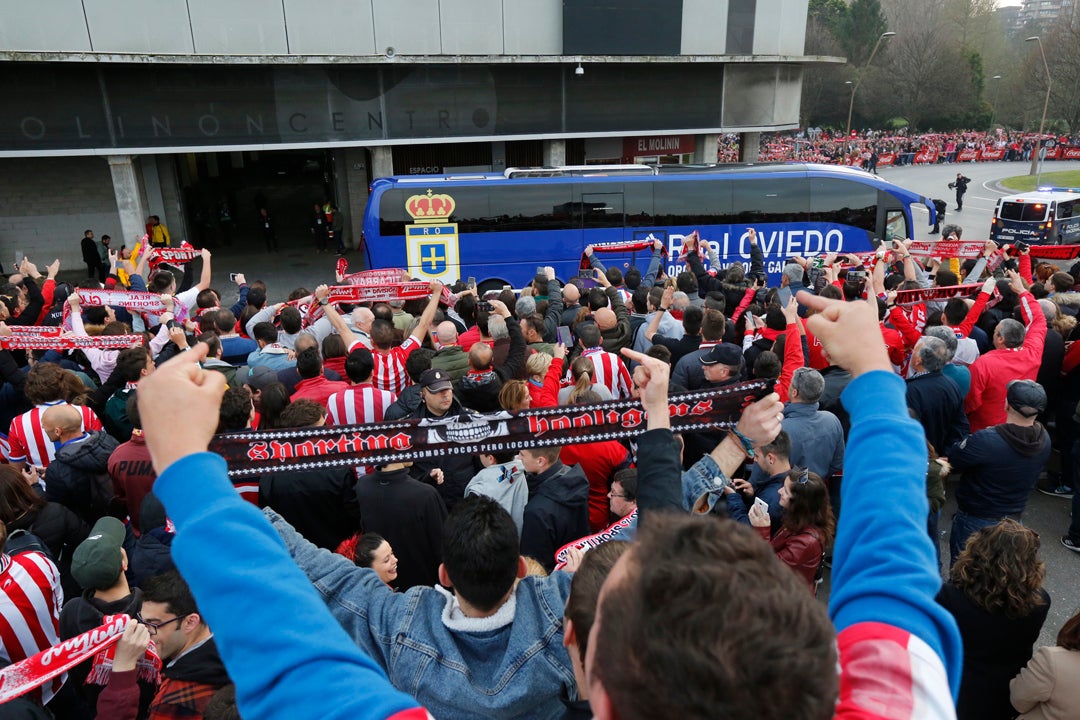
[937,519,1050,720]
[558,356,613,406]
[526,345,566,409]
[498,379,531,412]
[1011,606,1080,719]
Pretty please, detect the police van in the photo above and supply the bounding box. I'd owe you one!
[990,187,1080,245]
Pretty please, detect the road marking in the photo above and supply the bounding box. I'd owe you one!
[970,196,1000,201]
[981,179,1010,195]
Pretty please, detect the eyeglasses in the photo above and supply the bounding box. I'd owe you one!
[608,491,627,498]
[136,612,189,636]
[797,468,810,485]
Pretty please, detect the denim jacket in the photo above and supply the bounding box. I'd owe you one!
[266,509,578,720]
[681,453,729,514]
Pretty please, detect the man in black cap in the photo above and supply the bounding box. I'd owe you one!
[59,517,159,716]
[677,341,745,466]
[670,309,737,391]
[406,368,478,511]
[943,379,1051,565]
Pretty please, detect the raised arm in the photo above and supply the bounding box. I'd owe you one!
[196,248,213,291]
[641,237,665,290]
[798,290,962,707]
[410,281,444,342]
[644,285,675,342]
[314,285,360,350]
[138,345,427,720]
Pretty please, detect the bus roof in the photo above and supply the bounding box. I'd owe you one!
[374,162,931,210]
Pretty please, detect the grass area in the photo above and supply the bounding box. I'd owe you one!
[999,169,1080,192]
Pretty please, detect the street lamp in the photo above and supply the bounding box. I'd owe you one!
[1026,36,1051,182]
[988,75,1002,131]
[846,31,896,137]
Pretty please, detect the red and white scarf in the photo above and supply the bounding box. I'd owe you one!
[336,258,407,286]
[0,332,143,351]
[292,283,455,327]
[580,237,667,272]
[893,283,981,307]
[0,614,160,704]
[553,509,638,570]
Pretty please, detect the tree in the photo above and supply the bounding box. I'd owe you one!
[801,0,849,127]
[1041,18,1080,132]
[835,0,889,67]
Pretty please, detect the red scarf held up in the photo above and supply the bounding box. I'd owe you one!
[580,238,667,272]
[0,614,161,704]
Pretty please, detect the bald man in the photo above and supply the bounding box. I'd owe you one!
[561,283,582,327]
[430,320,469,381]
[41,403,121,523]
[453,299,526,412]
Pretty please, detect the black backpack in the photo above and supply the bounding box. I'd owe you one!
[5,528,55,563]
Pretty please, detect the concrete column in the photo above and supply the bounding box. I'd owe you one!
[738,132,761,163]
[344,147,370,262]
[693,133,719,164]
[107,155,148,246]
[370,145,393,179]
[332,148,352,249]
[543,139,566,167]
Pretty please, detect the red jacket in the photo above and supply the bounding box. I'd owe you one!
[965,291,1046,432]
[291,375,350,409]
[560,441,632,532]
[529,357,563,409]
[755,524,825,593]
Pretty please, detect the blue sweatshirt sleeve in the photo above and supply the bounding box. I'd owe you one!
[154,452,427,720]
[829,371,962,697]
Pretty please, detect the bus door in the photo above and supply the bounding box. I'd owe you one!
[879,205,910,245]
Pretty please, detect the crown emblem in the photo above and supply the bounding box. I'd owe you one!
[405,190,456,224]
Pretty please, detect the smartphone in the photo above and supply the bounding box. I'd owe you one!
[777,287,792,306]
[15,250,24,268]
[229,272,240,283]
[753,497,769,516]
[477,301,494,312]
[536,266,544,276]
[557,325,573,347]
[467,276,476,290]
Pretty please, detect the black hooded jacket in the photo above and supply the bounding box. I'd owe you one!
[45,432,121,524]
[520,462,590,573]
[947,422,1051,518]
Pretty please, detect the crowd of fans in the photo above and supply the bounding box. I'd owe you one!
[1,226,1080,719]
[717,128,1080,168]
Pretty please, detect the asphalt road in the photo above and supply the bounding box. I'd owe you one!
[877,159,1080,244]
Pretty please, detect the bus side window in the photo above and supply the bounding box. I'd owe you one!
[884,209,907,242]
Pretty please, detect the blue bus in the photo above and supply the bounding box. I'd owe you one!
[360,163,935,290]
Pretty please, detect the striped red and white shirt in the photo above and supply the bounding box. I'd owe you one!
[7,402,103,468]
[327,384,397,426]
[0,551,64,704]
[579,346,632,399]
[356,336,420,396]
